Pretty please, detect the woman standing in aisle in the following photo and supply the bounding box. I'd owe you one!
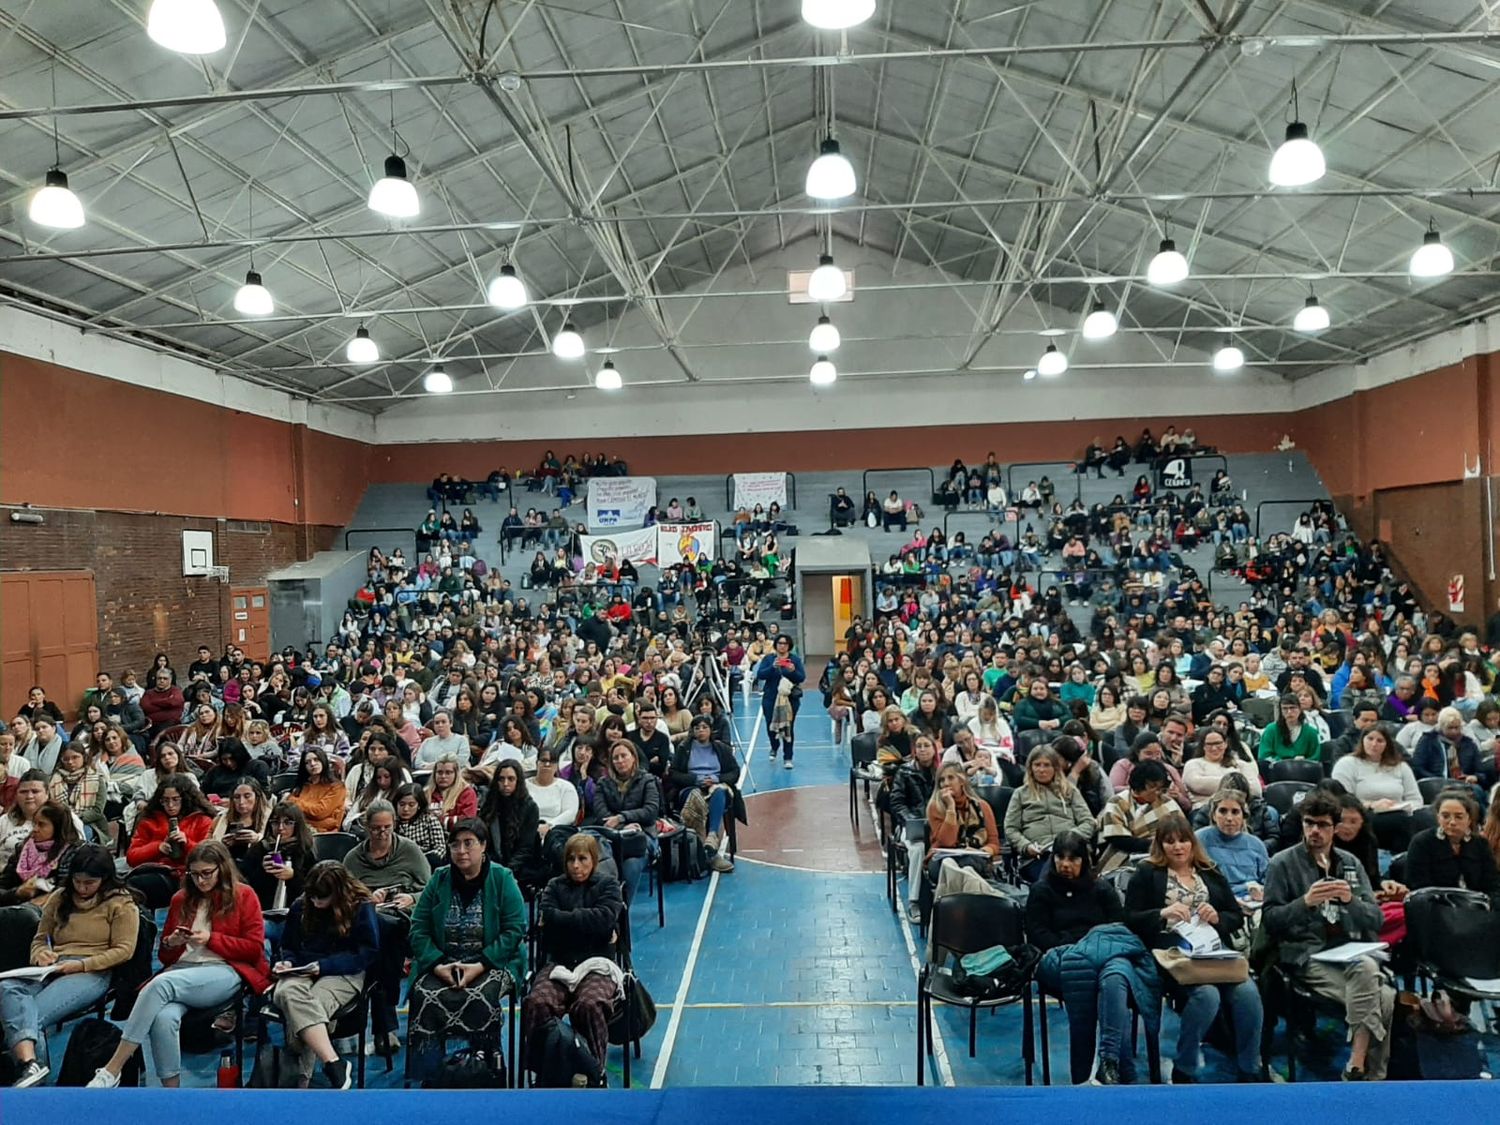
[755,635,805,769]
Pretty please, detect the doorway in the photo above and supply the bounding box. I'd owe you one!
[1,570,100,720]
[800,572,865,659]
[230,586,271,660]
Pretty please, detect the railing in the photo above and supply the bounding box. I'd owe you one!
[344,527,418,555]
[724,472,798,511]
[862,466,936,507]
[1006,461,1082,504]
[1255,498,1326,539]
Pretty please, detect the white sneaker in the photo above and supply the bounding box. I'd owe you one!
[86,1068,120,1089]
[783,759,794,769]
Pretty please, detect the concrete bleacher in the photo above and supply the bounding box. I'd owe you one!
[339,451,1332,617]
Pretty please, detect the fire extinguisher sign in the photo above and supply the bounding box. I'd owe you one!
[1448,574,1465,613]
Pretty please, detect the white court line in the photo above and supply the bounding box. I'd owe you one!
[649,701,764,1088]
[870,784,955,1086]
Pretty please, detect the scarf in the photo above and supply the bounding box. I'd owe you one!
[16,835,56,881]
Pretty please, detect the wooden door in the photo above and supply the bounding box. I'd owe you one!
[0,570,100,719]
[229,586,271,660]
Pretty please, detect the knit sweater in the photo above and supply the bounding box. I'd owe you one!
[1329,755,1421,810]
[32,890,140,973]
[1195,825,1269,897]
[342,835,432,895]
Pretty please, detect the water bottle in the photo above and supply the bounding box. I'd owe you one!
[217,1051,240,1088]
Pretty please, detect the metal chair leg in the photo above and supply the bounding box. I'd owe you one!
[916,990,926,1086]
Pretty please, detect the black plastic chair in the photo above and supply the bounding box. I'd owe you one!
[1262,780,1314,817]
[1014,728,1052,758]
[1325,709,1350,740]
[916,893,1035,1086]
[313,831,359,863]
[1241,697,1276,729]
[255,974,390,1087]
[1404,886,1500,1004]
[848,732,880,828]
[1258,962,1367,1082]
[269,772,298,796]
[1267,758,1323,785]
[1417,777,1459,806]
[975,785,1018,883]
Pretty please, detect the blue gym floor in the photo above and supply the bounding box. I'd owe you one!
[31,694,1500,1088]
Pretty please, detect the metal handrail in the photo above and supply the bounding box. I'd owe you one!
[862,466,937,506]
[1006,461,1082,504]
[344,527,418,554]
[1255,498,1326,539]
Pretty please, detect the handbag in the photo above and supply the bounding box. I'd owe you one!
[1152,948,1249,986]
[607,978,658,1045]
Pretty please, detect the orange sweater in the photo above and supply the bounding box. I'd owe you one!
[926,796,1000,857]
[290,781,347,832]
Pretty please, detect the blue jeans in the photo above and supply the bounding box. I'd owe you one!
[1,964,111,1059]
[121,963,242,1081]
[678,786,728,833]
[1174,980,1262,1078]
[1097,970,1137,1078]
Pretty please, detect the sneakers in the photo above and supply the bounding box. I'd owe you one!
[1342,1065,1368,1082]
[905,903,921,925]
[323,1058,353,1090]
[709,852,734,874]
[1090,1059,1121,1086]
[12,1060,48,1088]
[783,759,794,770]
[703,831,720,852]
[86,1068,120,1089]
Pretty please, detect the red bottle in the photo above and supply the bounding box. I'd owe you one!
[217,1051,241,1088]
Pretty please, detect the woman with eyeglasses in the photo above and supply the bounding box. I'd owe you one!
[269,861,379,1090]
[424,754,479,831]
[407,818,526,1081]
[0,844,138,1088]
[1181,727,1261,809]
[245,802,316,937]
[87,840,269,1087]
[126,773,220,908]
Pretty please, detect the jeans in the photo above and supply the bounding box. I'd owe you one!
[679,786,729,834]
[1,965,111,1058]
[1096,970,1136,1078]
[121,963,242,1080]
[1174,980,1262,1078]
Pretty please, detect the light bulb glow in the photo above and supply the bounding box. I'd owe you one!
[1293,296,1330,333]
[423,365,453,394]
[807,254,847,301]
[367,154,419,218]
[28,169,84,229]
[805,138,857,200]
[147,0,227,54]
[809,356,838,385]
[1081,302,1118,340]
[1213,345,1245,373]
[233,270,273,316]
[1037,343,1068,377]
[1147,238,1189,286]
[346,327,379,364]
[486,264,528,310]
[552,322,585,360]
[595,361,622,391]
[800,0,876,31]
[1409,229,1454,279]
[808,316,841,352]
[1269,121,1325,187]
[1022,368,1037,381]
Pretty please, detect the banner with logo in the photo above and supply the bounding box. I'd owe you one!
[580,525,658,567]
[657,521,717,567]
[732,471,788,510]
[1156,457,1193,490]
[587,476,657,529]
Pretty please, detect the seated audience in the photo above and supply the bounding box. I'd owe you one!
[1004,746,1095,881]
[393,782,448,857]
[1330,725,1421,852]
[1195,786,1269,901]
[288,747,347,833]
[126,773,220,908]
[1097,760,1173,874]
[1404,789,1500,904]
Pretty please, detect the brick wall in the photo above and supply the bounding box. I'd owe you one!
[1,509,336,673]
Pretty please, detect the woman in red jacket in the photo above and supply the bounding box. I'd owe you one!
[87,840,268,1087]
[126,773,220,908]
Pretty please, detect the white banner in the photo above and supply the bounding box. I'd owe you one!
[732,471,788,510]
[586,476,657,529]
[581,525,658,567]
[657,522,717,567]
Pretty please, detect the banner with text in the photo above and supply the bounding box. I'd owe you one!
[657,521,718,568]
[732,471,788,510]
[587,476,657,529]
[581,525,659,567]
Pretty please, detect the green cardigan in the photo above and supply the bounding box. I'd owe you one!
[408,861,527,986]
[1256,721,1323,762]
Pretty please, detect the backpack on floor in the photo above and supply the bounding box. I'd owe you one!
[57,1017,143,1087]
[658,824,708,883]
[426,1046,507,1089]
[530,1018,603,1088]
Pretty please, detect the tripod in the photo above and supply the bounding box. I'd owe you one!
[683,648,733,731]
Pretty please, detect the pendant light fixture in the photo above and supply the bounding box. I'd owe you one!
[346,326,379,365]
[806,137,856,201]
[595,361,623,391]
[801,0,876,31]
[233,269,273,316]
[423,363,453,394]
[808,315,841,352]
[1081,301,1118,340]
[368,154,419,218]
[552,322,586,360]
[486,264,528,310]
[1022,368,1037,381]
[1037,343,1068,377]
[1212,344,1245,373]
[807,253,847,302]
[1268,80,1325,187]
[809,356,838,386]
[29,68,84,230]
[1408,222,1455,279]
[1147,237,1189,286]
[1293,293,1330,333]
[147,0,227,54]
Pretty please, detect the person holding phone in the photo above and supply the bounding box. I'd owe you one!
[125,774,219,908]
[244,802,316,942]
[211,780,273,860]
[1,845,138,1087]
[754,635,805,768]
[1262,790,1393,1081]
[268,861,378,1090]
[87,840,269,1087]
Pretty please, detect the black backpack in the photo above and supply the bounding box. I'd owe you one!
[530,1018,603,1088]
[426,1046,508,1089]
[57,1018,143,1087]
[659,826,707,883]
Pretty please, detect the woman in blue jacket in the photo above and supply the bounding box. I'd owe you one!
[269,860,380,1089]
[755,634,806,768]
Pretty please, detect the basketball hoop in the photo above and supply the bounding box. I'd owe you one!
[206,565,230,584]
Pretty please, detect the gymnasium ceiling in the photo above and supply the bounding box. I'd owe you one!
[1,1,1499,412]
